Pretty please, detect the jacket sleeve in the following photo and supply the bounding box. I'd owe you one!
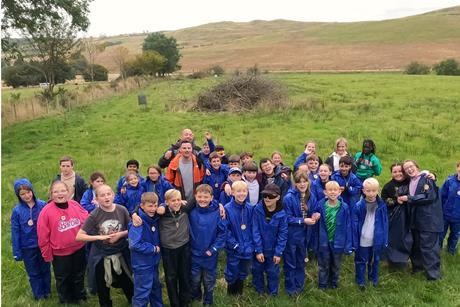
[351,205,360,250]
[37,210,53,262]
[222,210,239,251]
[275,215,288,257]
[382,205,389,247]
[158,147,174,169]
[80,189,96,213]
[371,155,382,176]
[128,224,156,254]
[440,179,450,205]
[207,138,216,153]
[210,218,227,254]
[165,165,175,184]
[11,208,22,260]
[349,175,363,196]
[345,206,353,253]
[252,213,263,254]
[283,195,304,225]
[293,153,307,171]
[408,177,438,206]
[114,191,124,206]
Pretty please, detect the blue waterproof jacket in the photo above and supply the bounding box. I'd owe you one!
[115,184,144,215]
[331,171,362,208]
[223,199,254,259]
[311,178,327,203]
[441,175,460,222]
[80,187,97,213]
[116,174,145,194]
[142,175,173,205]
[11,179,47,260]
[252,201,288,257]
[313,198,352,254]
[203,165,230,200]
[129,208,161,271]
[189,200,226,257]
[282,188,318,248]
[352,197,388,251]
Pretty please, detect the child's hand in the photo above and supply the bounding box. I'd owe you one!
[106,233,121,244]
[219,204,226,219]
[155,246,161,254]
[304,147,311,155]
[121,186,126,195]
[312,212,321,221]
[206,169,211,176]
[304,217,316,225]
[99,234,115,241]
[256,253,265,263]
[397,195,408,204]
[273,256,281,265]
[206,250,212,256]
[281,173,289,180]
[132,213,143,226]
[205,132,212,140]
[157,206,166,215]
[224,184,232,196]
[181,200,187,206]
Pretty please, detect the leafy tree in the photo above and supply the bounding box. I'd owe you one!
[433,58,460,76]
[125,51,166,77]
[83,64,108,81]
[142,32,181,75]
[405,61,430,75]
[112,46,130,80]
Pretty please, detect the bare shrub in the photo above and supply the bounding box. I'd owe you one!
[196,75,285,112]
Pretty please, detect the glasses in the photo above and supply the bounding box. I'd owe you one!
[263,194,278,199]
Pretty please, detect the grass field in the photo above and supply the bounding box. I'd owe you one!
[2,73,460,306]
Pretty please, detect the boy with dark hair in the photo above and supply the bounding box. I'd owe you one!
[242,162,260,206]
[215,145,229,165]
[331,156,362,212]
[228,154,241,168]
[203,152,230,200]
[116,159,145,195]
[189,184,226,306]
[259,158,290,199]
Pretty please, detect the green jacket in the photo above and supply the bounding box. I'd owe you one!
[354,152,382,180]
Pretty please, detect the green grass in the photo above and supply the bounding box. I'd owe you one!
[2,73,460,306]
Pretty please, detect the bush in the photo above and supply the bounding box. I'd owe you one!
[196,75,285,112]
[209,65,225,76]
[433,58,460,76]
[83,64,108,81]
[405,61,430,75]
[187,71,209,79]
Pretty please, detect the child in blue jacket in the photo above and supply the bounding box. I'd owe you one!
[331,156,362,212]
[222,180,254,295]
[142,165,173,205]
[440,161,460,254]
[80,171,106,213]
[282,171,319,295]
[314,181,352,290]
[11,178,51,300]
[203,152,229,200]
[129,192,163,307]
[115,171,144,215]
[189,184,226,305]
[311,164,333,202]
[219,167,243,205]
[352,178,388,289]
[252,184,288,296]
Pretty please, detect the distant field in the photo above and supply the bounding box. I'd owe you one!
[2,73,460,306]
[93,6,460,73]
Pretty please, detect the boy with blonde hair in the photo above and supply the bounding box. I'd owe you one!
[223,181,254,295]
[352,178,388,290]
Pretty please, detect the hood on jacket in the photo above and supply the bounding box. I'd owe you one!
[13,178,38,204]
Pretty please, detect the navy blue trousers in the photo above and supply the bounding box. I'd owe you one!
[22,247,51,299]
[354,246,381,286]
[190,255,218,305]
[252,253,280,295]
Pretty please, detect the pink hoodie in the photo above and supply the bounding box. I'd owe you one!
[37,200,88,262]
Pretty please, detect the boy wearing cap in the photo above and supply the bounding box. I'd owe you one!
[203,152,230,200]
[252,184,288,296]
[243,162,260,206]
[219,168,243,205]
[222,181,254,295]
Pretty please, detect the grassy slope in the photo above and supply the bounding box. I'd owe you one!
[95,6,460,72]
[2,73,460,306]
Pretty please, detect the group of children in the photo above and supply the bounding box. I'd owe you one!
[10,135,459,306]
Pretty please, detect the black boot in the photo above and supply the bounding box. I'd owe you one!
[236,279,244,295]
[227,282,237,295]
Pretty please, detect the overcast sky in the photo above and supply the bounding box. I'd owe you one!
[87,0,460,37]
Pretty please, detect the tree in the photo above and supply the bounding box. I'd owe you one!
[433,58,460,76]
[142,32,181,75]
[112,46,130,80]
[125,51,166,77]
[405,61,430,75]
[83,64,108,81]
[84,38,106,81]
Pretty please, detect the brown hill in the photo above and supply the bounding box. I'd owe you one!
[94,6,460,73]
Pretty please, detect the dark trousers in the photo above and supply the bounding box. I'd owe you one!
[22,247,51,299]
[411,229,441,280]
[354,246,381,286]
[190,255,218,305]
[317,245,343,289]
[441,220,460,254]
[252,253,280,295]
[283,241,306,295]
[52,247,86,303]
[162,243,191,307]
[95,259,134,307]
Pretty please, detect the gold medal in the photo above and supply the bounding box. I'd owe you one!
[241,224,246,230]
[27,219,34,226]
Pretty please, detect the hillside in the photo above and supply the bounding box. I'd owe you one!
[95,6,460,72]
